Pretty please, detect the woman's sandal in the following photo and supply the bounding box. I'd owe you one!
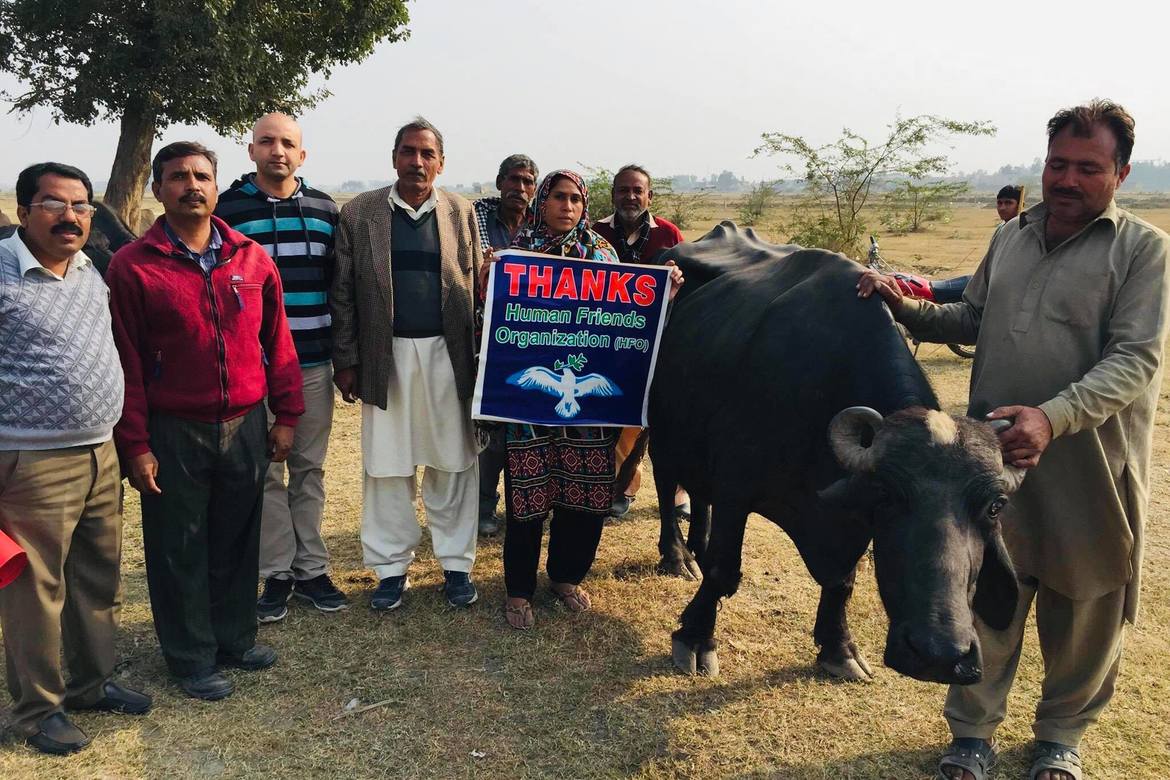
[550,583,591,612]
[1029,741,1082,780]
[504,599,534,630]
[937,737,997,780]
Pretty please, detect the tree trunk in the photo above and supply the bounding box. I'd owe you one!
[102,102,158,232]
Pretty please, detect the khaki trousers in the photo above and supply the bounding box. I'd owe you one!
[260,363,334,581]
[945,576,1126,746]
[0,441,122,735]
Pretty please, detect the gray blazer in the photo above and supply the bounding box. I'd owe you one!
[330,186,484,407]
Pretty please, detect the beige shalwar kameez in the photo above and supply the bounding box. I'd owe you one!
[898,200,1170,744]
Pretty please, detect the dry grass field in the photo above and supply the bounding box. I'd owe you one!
[2,199,1170,779]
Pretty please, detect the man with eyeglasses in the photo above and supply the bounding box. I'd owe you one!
[0,162,152,755]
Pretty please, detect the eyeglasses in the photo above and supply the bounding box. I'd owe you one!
[29,199,97,218]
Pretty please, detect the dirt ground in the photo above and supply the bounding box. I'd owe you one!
[1,201,1169,779]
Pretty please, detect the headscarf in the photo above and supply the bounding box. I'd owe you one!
[511,170,619,263]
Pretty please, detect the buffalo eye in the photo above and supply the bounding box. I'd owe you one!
[987,496,1008,519]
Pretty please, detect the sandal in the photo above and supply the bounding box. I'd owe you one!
[937,737,996,780]
[504,598,534,630]
[549,583,591,612]
[1029,741,1082,780]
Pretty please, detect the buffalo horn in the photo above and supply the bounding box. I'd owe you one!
[828,406,885,472]
[987,418,1027,494]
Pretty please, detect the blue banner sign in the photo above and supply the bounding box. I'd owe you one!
[473,250,672,427]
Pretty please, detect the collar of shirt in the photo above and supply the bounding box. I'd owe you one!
[597,211,659,242]
[1019,199,1121,237]
[3,230,90,280]
[389,182,438,219]
[163,220,223,272]
[250,172,304,202]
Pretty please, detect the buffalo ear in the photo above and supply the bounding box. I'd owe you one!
[972,531,1019,631]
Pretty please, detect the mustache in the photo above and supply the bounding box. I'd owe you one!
[1050,187,1082,199]
[51,224,83,236]
[179,193,207,204]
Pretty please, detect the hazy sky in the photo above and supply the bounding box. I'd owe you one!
[2,0,1167,190]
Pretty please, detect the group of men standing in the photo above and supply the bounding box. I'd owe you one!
[0,99,1167,780]
[0,112,686,755]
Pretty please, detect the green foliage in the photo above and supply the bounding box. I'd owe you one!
[736,181,777,226]
[880,180,971,234]
[580,166,615,224]
[0,0,410,133]
[754,114,995,257]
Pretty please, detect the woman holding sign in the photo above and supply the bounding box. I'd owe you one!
[493,170,682,630]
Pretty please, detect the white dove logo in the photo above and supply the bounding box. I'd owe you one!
[506,354,622,419]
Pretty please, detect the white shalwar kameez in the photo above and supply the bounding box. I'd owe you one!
[361,335,479,578]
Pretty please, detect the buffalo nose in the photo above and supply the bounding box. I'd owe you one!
[904,628,982,683]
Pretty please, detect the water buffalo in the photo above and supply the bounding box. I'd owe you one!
[648,223,1022,684]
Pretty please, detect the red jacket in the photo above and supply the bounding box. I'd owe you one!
[592,213,684,263]
[107,216,304,459]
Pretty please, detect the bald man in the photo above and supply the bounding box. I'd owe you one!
[216,113,346,622]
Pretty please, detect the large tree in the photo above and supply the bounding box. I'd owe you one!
[754,114,994,257]
[0,0,409,226]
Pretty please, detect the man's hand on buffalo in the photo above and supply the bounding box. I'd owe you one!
[334,366,359,403]
[856,269,904,312]
[988,405,1053,469]
[665,259,685,300]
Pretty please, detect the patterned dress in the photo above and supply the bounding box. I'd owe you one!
[504,171,622,521]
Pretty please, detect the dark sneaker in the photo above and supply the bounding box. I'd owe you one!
[69,679,152,715]
[178,669,234,701]
[442,570,478,608]
[257,577,294,623]
[293,573,349,612]
[216,643,277,671]
[371,575,408,611]
[26,713,90,755]
[606,493,633,522]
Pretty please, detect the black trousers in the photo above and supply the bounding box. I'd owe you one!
[139,406,268,677]
[503,508,605,600]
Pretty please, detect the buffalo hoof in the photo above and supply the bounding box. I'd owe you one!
[658,550,702,581]
[818,651,875,682]
[672,638,720,677]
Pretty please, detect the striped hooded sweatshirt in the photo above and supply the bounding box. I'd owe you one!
[216,174,339,366]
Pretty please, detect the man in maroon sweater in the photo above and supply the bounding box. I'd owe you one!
[592,164,685,264]
[106,142,303,701]
[592,164,688,519]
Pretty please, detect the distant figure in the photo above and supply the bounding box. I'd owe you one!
[216,113,347,623]
[107,141,304,702]
[330,117,484,612]
[473,153,539,536]
[592,164,688,521]
[0,162,151,755]
[996,184,1025,223]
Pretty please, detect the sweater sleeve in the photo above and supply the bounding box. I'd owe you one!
[106,255,153,459]
[1039,231,1170,438]
[259,253,305,426]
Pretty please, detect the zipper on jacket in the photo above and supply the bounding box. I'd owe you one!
[203,266,231,418]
